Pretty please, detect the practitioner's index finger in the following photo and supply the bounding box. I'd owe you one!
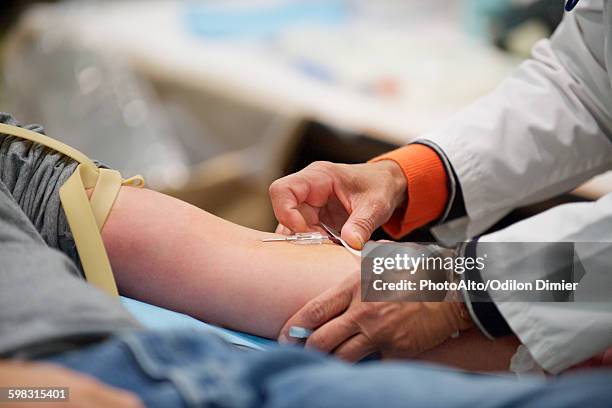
[278,281,352,344]
[269,175,312,231]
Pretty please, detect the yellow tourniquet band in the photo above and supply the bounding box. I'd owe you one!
[0,123,144,297]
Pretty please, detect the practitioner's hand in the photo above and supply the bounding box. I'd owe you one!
[269,160,407,249]
[278,273,473,362]
[0,361,143,408]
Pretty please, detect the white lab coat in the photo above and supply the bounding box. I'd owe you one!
[420,0,612,374]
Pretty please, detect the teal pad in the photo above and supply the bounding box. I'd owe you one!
[120,297,276,350]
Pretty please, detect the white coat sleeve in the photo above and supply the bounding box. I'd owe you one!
[475,193,612,374]
[420,2,612,243]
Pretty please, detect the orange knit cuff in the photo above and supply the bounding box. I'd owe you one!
[370,144,449,238]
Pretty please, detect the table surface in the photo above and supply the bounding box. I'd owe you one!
[21,1,612,198]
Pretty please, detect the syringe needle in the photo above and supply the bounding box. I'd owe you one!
[262,237,292,242]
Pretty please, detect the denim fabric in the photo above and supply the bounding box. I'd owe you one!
[46,330,612,408]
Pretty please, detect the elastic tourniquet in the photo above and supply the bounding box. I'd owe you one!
[0,113,141,357]
[0,122,144,296]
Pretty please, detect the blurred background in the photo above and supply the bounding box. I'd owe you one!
[3,0,605,234]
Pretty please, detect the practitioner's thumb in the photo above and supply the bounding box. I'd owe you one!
[341,213,375,250]
[342,196,393,249]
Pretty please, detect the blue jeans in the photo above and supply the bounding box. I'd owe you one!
[46,330,612,408]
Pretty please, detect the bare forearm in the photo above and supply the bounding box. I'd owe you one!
[101,187,519,371]
[102,187,356,338]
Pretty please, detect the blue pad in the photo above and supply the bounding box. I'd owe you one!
[120,297,276,350]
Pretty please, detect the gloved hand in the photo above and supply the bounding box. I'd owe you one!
[269,160,407,249]
[278,271,474,362]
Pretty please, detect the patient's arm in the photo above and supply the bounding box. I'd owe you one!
[102,186,357,338]
[102,186,517,371]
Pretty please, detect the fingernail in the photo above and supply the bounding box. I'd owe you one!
[288,326,313,339]
[350,230,365,249]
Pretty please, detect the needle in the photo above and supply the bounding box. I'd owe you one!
[319,222,362,257]
[262,237,293,242]
[262,232,330,244]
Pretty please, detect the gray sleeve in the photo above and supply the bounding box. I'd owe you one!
[0,181,139,357]
[0,112,81,274]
